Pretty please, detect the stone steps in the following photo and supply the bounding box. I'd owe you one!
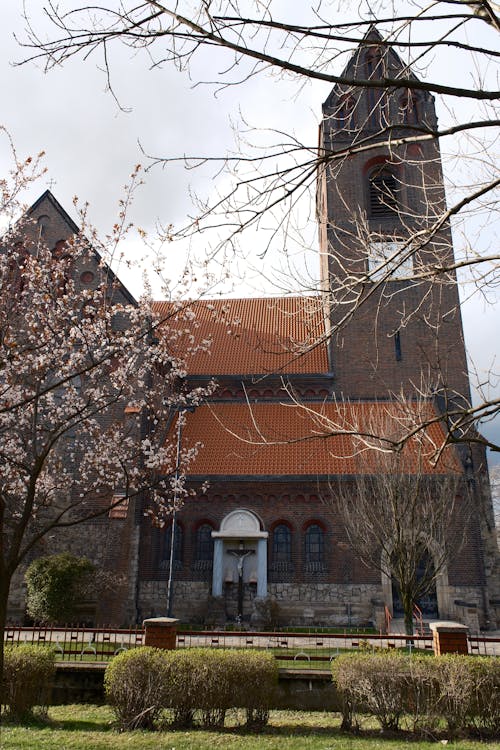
[389,618,432,635]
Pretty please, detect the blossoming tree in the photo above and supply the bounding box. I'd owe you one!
[0,159,207,679]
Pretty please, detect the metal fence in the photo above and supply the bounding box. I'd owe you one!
[4,625,499,664]
[4,625,144,661]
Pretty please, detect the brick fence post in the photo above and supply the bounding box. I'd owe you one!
[143,617,179,649]
[429,621,469,655]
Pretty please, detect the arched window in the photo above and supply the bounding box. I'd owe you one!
[399,92,421,126]
[272,524,292,566]
[368,167,398,217]
[391,546,438,618]
[364,47,384,129]
[365,47,383,78]
[336,95,355,130]
[158,522,183,571]
[367,88,380,129]
[52,239,70,260]
[195,523,214,567]
[305,524,325,572]
[37,214,50,237]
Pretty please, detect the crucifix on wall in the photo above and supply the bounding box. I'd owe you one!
[227,542,255,620]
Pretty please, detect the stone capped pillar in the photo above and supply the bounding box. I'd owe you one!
[429,621,469,655]
[143,617,179,649]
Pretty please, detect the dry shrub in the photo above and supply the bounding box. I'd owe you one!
[104,647,169,730]
[433,655,475,734]
[468,656,500,736]
[229,649,278,728]
[164,648,229,728]
[333,652,500,739]
[332,652,411,730]
[162,649,202,728]
[436,655,500,737]
[105,646,278,731]
[165,648,278,729]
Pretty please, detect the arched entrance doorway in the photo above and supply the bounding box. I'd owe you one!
[211,510,268,622]
[391,550,438,619]
[381,543,451,623]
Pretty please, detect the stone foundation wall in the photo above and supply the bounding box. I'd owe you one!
[138,579,382,627]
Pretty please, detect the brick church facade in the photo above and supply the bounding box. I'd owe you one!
[7,32,500,630]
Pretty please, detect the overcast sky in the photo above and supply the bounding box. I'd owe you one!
[1,2,498,464]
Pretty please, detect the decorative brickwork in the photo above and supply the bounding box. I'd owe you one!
[143,617,178,649]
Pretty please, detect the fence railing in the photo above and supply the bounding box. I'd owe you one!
[4,625,144,661]
[4,625,499,663]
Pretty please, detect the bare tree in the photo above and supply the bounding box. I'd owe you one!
[333,413,467,635]
[18,1,500,456]
[0,157,210,683]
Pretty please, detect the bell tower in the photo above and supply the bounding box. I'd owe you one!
[317,29,470,404]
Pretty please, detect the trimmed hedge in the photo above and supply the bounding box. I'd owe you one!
[104,647,169,729]
[2,645,55,719]
[332,651,411,730]
[105,647,278,731]
[233,649,278,728]
[468,656,500,735]
[332,651,500,737]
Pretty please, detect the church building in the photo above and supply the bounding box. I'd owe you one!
[7,31,500,631]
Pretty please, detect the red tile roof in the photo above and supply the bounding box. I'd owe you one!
[152,297,328,375]
[178,401,461,476]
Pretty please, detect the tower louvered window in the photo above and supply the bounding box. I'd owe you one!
[369,169,398,217]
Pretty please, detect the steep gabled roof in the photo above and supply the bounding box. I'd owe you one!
[27,189,80,234]
[153,296,329,375]
[322,25,422,112]
[25,190,137,306]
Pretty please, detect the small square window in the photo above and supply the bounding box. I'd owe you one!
[394,331,402,361]
[109,495,129,519]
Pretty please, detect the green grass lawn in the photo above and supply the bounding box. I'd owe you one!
[1,705,498,750]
